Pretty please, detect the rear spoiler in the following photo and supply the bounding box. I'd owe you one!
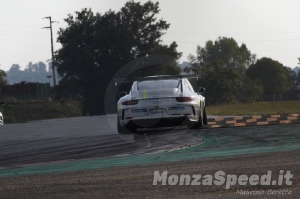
[114,74,198,86]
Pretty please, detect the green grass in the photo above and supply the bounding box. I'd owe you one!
[1,100,82,124]
[206,101,300,116]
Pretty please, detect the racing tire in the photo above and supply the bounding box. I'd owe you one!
[203,107,208,125]
[117,120,137,134]
[189,109,203,129]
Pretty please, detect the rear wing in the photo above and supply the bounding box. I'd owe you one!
[114,74,198,86]
[115,74,198,99]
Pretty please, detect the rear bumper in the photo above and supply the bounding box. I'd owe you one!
[120,115,198,128]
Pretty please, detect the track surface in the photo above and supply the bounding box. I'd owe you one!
[1,150,298,198]
[0,115,202,167]
[0,115,300,198]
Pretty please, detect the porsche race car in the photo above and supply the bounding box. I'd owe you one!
[115,74,207,133]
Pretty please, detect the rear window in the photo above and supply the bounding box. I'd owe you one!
[137,80,180,90]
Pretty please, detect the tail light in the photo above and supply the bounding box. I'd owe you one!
[122,100,139,105]
[176,97,195,102]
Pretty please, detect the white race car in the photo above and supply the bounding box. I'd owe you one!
[115,74,207,133]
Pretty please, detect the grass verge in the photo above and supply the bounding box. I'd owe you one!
[0,100,82,124]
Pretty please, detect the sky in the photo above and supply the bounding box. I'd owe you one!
[1,0,300,72]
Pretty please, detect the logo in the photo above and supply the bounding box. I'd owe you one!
[153,170,293,190]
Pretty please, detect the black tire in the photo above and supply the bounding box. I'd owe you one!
[117,119,137,134]
[203,107,208,125]
[126,124,137,133]
[189,108,203,129]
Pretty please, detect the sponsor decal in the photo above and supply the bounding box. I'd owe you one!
[168,106,185,110]
[132,108,147,113]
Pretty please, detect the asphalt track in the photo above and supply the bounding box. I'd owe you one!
[0,115,202,168]
[0,115,300,198]
[0,115,300,175]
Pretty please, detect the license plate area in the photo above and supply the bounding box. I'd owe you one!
[148,109,166,116]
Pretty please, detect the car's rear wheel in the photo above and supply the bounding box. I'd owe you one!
[189,108,203,129]
[117,119,137,134]
[203,107,208,125]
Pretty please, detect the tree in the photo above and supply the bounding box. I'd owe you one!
[24,62,33,73]
[246,57,288,95]
[188,36,255,104]
[132,42,182,77]
[25,61,47,73]
[195,60,242,104]
[6,64,22,83]
[5,62,52,84]
[183,66,191,73]
[240,77,264,102]
[8,64,21,73]
[0,68,7,87]
[283,66,296,91]
[56,1,181,115]
[36,62,47,73]
[188,37,256,76]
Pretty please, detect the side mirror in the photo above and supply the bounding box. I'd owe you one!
[198,87,205,93]
[0,102,4,105]
[118,91,127,99]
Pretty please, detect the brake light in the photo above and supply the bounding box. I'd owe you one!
[122,100,139,105]
[176,97,195,102]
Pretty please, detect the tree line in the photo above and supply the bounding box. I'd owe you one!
[0,61,57,86]
[187,36,300,104]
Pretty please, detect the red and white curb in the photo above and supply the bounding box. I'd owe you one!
[206,114,300,128]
